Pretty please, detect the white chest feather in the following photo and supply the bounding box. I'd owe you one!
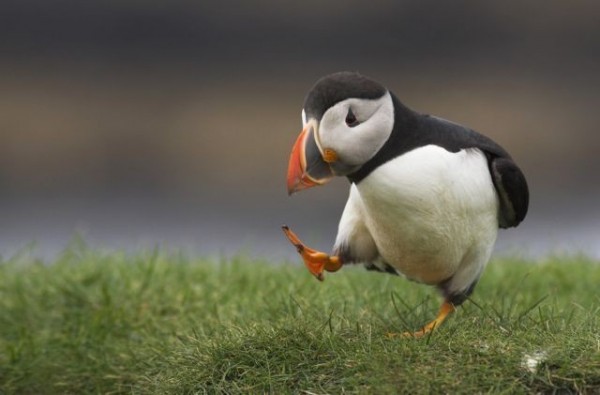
[355,145,499,284]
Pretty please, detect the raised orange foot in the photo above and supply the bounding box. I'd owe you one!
[282,225,342,281]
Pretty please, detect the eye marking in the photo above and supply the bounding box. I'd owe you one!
[345,108,360,127]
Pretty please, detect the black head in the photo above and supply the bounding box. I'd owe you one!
[303,72,387,121]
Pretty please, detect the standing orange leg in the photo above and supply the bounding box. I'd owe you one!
[387,300,456,338]
[282,225,342,281]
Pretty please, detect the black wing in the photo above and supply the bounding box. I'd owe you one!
[488,156,529,228]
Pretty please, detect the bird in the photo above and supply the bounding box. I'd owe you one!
[282,71,529,337]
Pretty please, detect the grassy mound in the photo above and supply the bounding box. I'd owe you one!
[1,248,599,393]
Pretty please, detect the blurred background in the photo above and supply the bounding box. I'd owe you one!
[0,1,598,260]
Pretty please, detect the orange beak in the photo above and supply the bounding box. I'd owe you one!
[286,124,333,195]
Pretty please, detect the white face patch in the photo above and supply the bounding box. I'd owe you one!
[317,92,394,168]
[301,109,307,127]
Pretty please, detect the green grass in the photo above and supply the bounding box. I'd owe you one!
[1,247,599,394]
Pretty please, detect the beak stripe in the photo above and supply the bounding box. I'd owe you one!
[286,123,334,194]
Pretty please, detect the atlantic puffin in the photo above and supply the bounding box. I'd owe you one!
[283,71,529,337]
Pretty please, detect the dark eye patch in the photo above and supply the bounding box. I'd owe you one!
[345,108,359,127]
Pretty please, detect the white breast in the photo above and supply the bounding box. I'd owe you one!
[356,145,499,285]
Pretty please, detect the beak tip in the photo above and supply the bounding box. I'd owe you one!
[287,178,303,195]
[287,179,310,195]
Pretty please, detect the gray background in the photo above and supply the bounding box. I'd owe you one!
[1,1,598,259]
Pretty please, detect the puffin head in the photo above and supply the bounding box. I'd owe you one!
[287,72,395,195]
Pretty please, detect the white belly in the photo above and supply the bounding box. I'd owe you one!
[356,145,499,284]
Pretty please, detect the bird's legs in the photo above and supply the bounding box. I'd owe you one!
[388,300,456,338]
[283,225,456,337]
[282,225,342,281]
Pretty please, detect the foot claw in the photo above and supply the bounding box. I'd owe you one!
[292,243,304,253]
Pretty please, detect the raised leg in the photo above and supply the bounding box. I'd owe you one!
[282,225,342,281]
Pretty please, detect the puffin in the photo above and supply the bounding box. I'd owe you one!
[282,71,529,337]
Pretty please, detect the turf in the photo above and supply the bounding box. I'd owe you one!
[0,246,599,394]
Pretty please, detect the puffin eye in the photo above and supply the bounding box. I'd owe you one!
[345,108,359,127]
